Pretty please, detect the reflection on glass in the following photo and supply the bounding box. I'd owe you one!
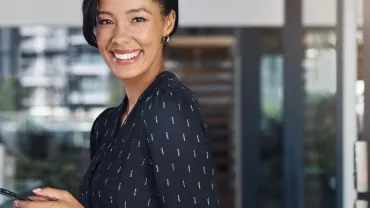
[260,54,284,208]
[0,27,115,206]
[303,30,337,208]
[261,54,283,124]
[357,31,364,136]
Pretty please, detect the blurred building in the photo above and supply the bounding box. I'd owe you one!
[67,27,110,109]
[0,28,19,82]
[18,26,68,108]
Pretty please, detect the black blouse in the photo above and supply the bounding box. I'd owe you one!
[78,71,220,208]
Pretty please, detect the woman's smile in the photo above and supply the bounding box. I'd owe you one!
[110,49,143,65]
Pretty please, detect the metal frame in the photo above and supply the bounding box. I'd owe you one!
[233,30,243,208]
[362,0,370,203]
[336,0,358,207]
[283,0,304,207]
[238,28,261,208]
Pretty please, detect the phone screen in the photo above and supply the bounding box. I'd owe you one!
[0,188,31,201]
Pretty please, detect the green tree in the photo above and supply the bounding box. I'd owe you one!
[15,130,81,196]
[0,76,28,111]
[0,77,17,111]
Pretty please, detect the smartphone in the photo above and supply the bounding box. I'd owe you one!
[0,188,31,201]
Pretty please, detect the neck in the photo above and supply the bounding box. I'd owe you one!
[123,61,165,113]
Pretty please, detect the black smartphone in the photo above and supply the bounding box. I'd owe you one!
[0,188,31,201]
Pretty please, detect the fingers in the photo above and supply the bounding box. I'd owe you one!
[13,200,18,208]
[14,200,58,208]
[32,187,70,201]
[27,196,49,202]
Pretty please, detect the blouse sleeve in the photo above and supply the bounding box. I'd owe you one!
[143,89,220,207]
[89,118,98,161]
[90,108,114,160]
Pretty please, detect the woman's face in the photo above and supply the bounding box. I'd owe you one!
[96,0,175,81]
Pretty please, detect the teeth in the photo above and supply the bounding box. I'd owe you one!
[114,51,140,60]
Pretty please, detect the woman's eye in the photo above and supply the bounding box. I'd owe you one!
[98,19,113,25]
[131,17,147,23]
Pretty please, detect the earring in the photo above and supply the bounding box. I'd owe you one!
[162,35,170,45]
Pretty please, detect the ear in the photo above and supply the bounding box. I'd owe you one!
[163,10,176,36]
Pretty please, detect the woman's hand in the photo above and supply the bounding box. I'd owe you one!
[13,187,84,208]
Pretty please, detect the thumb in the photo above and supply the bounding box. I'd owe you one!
[32,187,70,201]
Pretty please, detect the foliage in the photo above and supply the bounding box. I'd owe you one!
[305,96,336,171]
[0,76,29,111]
[15,131,81,196]
[302,95,336,208]
[16,156,80,195]
[0,77,17,111]
[260,118,283,208]
[259,96,336,208]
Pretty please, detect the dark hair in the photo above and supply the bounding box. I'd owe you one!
[82,0,179,48]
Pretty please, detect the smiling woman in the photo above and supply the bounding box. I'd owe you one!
[85,0,177,82]
[13,0,220,208]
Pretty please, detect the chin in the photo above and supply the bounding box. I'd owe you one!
[104,50,147,81]
[111,66,147,81]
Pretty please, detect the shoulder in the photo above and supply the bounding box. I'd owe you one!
[89,107,116,159]
[140,75,209,144]
[142,76,200,119]
[91,107,116,131]
[140,75,207,136]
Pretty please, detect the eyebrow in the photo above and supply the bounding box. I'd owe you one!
[97,10,112,15]
[97,8,152,16]
[126,8,152,15]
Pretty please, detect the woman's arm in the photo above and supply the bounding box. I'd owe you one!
[143,95,220,207]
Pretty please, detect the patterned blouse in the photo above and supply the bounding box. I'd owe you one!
[78,71,220,207]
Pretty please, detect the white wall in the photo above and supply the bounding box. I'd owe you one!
[0,0,362,27]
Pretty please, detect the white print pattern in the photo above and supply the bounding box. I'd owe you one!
[79,71,219,208]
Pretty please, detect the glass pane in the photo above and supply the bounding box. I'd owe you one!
[0,26,117,206]
[259,29,284,208]
[357,30,364,137]
[303,30,337,208]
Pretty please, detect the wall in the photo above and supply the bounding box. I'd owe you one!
[0,0,362,27]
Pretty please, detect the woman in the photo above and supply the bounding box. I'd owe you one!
[14,0,220,207]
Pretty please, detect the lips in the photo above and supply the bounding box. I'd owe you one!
[110,49,143,65]
[111,49,142,60]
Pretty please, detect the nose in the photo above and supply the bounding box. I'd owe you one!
[112,24,130,45]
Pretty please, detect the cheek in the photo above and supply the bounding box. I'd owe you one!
[134,31,152,46]
[131,24,163,47]
[96,28,112,48]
